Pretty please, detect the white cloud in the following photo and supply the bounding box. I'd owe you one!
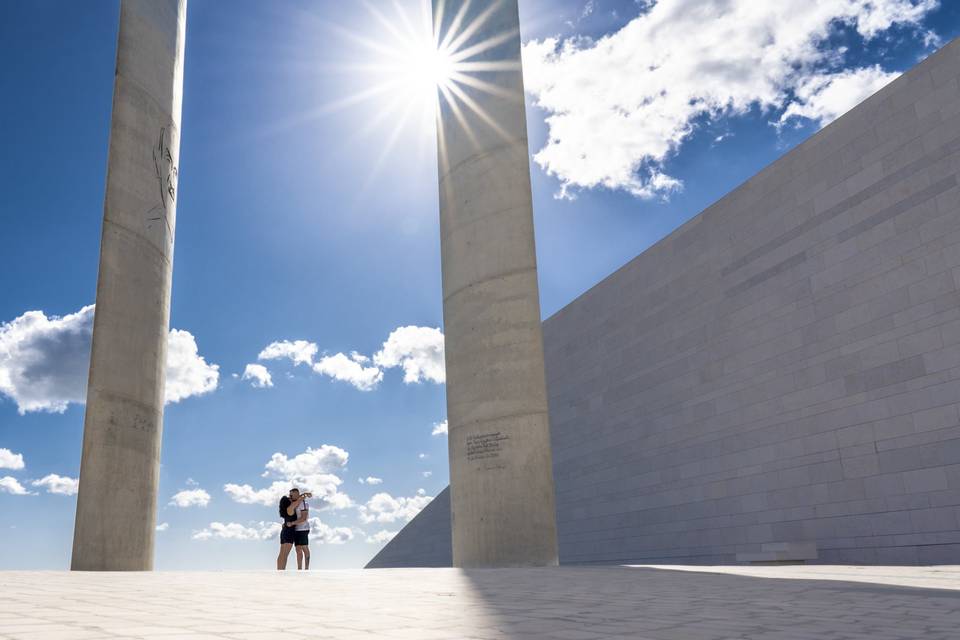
[0,305,219,414]
[258,340,318,366]
[358,491,433,524]
[313,353,383,391]
[0,448,25,470]
[418,453,427,460]
[264,445,349,478]
[422,471,433,478]
[255,327,445,391]
[366,529,398,544]
[359,476,383,485]
[0,476,30,495]
[0,306,94,414]
[169,488,211,508]
[192,518,352,544]
[779,65,898,126]
[31,474,78,496]
[225,445,352,510]
[192,521,281,541]
[156,522,169,532]
[307,517,354,544]
[223,480,293,506]
[241,363,273,389]
[431,420,448,437]
[165,329,220,404]
[522,0,937,199]
[374,326,445,384]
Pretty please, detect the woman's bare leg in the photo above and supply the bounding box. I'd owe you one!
[277,543,293,570]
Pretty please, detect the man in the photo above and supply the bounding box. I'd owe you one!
[288,488,311,570]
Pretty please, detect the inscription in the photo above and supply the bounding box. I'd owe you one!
[466,432,509,461]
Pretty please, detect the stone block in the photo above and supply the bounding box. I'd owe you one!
[902,467,950,493]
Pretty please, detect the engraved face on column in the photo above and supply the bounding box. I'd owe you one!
[148,125,179,242]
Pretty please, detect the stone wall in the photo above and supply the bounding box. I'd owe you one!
[366,38,960,567]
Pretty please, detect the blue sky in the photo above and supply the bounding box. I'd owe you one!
[1,0,958,570]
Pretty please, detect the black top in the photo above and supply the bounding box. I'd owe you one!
[278,496,296,524]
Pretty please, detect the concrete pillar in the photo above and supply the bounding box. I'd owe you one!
[72,0,187,571]
[433,0,559,567]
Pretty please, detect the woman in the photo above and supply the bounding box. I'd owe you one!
[276,494,298,570]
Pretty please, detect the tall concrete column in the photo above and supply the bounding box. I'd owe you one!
[433,0,559,567]
[72,0,187,571]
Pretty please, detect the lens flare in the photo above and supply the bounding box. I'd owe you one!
[273,0,520,187]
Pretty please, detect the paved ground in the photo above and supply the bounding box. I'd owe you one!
[1,566,958,639]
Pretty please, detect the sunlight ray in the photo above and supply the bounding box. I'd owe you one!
[320,79,408,115]
[432,0,447,48]
[444,0,505,57]
[362,0,411,49]
[244,78,404,142]
[418,0,436,49]
[445,80,514,144]
[448,71,521,101]
[439,0,473,52]
[363,97,420,193]
[451,60,521,73]
[329,22,403,59]
[449,28,518,64]
[390,0,422,45]
[439,84,482,152]
[356,93,407,140]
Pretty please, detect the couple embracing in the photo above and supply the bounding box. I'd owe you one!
[277,487,311,570]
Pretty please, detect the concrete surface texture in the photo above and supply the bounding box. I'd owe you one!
[433,0,559,567]
[72,0,187,571]
[1,566,958,639]
[372,37,960,568]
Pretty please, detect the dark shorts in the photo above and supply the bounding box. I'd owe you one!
[280,525,296,545]
[294,530,309,547]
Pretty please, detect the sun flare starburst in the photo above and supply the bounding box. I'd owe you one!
[323,0,522,180]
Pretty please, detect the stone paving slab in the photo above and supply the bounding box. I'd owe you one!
[1,566,958,639]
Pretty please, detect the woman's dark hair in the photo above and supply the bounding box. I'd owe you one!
[278,495,291,518]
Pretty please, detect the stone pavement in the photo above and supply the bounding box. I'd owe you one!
[1,565,958,639]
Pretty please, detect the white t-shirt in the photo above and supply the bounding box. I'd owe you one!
[295,499,310,531]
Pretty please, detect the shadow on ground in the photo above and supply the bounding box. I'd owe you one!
[460,565,960,639]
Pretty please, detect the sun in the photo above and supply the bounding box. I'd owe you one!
[313,0,521,180]
[396,36,455,97]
